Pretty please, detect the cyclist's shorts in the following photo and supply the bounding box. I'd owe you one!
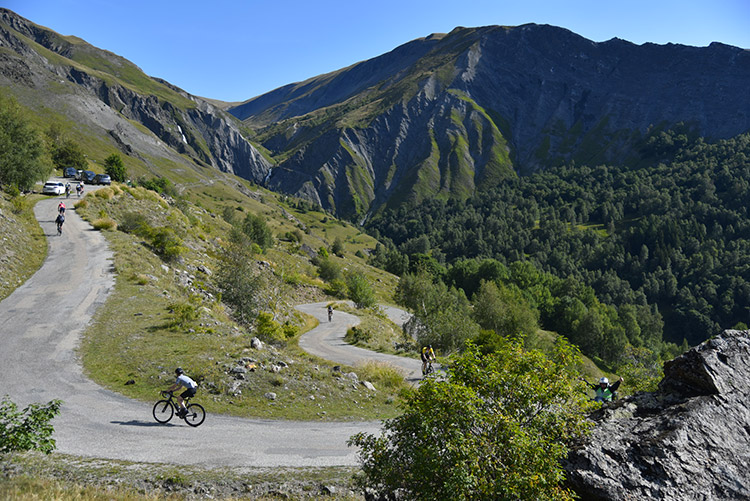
[180,388,197,399]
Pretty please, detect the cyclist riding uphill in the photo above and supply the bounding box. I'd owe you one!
[581,376,623,403]
[165,368,198,417]
[421,345,436,375]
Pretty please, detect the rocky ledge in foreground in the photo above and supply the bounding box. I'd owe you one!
[564,329,750,500]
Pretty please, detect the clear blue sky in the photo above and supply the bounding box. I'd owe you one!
[4,0,749,102]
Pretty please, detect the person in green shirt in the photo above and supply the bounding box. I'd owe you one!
[581,376,623,402]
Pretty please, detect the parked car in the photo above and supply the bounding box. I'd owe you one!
[63,167,78,178]
[80,170,96,184]
[42,181,65,195]
[93,174,111,185]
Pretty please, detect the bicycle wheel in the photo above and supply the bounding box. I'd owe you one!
[184,403,206,427]
[153,399,174,423]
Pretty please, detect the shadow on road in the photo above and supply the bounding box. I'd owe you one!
[111,420,177,427]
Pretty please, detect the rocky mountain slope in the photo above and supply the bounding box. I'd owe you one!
[2,8,749,222]
[232,25,750,219]
[563,329,750,500]
[0,8,271,184]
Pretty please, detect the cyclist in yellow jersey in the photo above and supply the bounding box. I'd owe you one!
[421,345,436,375]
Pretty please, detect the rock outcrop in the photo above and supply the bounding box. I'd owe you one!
[563,329,750,500]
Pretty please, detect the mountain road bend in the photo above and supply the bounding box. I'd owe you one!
[296,302,421,383]
[0,193,386,468]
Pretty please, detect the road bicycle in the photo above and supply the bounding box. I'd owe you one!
[56,220,63,236]
[423,361,434,376]
[153,390,206,427]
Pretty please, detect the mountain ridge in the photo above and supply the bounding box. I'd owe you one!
[1,7,749,222]
[231,23,750,219]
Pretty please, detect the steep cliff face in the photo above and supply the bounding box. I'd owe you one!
[234,24,750,218]
[0,9,271,184]
[563,329,750,500]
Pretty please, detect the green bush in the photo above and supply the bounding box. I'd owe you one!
[316,257,342,282]
[345,325,372,344]
[349,340,592,500]
[346,272,376,309]
[256,312,284,342]
[137,176,177,197]
[104,153,127,182]
[168,297,199,329]
[118,212,150,235]
[325,278,347,298]
[0,397,62,454]
[149,227,185,262]
[10,194,28,214]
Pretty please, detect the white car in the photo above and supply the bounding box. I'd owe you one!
[42,181,65,195]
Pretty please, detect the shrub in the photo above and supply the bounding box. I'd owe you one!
[256,311,284,342]
[325,278,347,298]
[346,325,372,344]
[282,321,299,338]
[10,194,28,214]
[92,217,117,231]
[94,188,114,200]
[317,257,342,282]
[74,199,88,210]
[118,212,151,235]
[168,297,199,329]
[132,273,149,285]
[0,397,62,454]
[331,236,345,257]
[355,361,405,390]
[349,340,592,500]
[150,227,185,262]
[346,272,376,309]
[117,212,151,236]
[104,153,127,182]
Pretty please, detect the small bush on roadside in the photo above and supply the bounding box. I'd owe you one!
[10,194,28,214]
[94,188,114,200]
[0,397,62,454]
[74,199,88,210]
[346,325,372,344]
[355,361,405,390]
[256,311,284,342]
[118,212,151,235]
[92,217,117,231]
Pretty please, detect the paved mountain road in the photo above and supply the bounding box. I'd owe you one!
[297,303,420,383]
[0,190,415,467]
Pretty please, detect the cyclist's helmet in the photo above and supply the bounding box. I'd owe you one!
[175,367,184,375]
[599,377,609,385]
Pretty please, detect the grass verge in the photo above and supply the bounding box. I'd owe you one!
[0,452,362,500]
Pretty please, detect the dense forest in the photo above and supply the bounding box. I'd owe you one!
[367,130,750,360]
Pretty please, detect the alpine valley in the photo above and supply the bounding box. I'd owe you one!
[3,6,750,500]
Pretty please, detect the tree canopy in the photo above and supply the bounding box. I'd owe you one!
[0,94,52,191]
[368,131,750,353]
[350,340,592,500]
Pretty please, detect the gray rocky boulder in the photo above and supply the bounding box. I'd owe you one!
[563,329,750,500]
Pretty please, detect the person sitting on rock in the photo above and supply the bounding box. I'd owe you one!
[581,376,623,402]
